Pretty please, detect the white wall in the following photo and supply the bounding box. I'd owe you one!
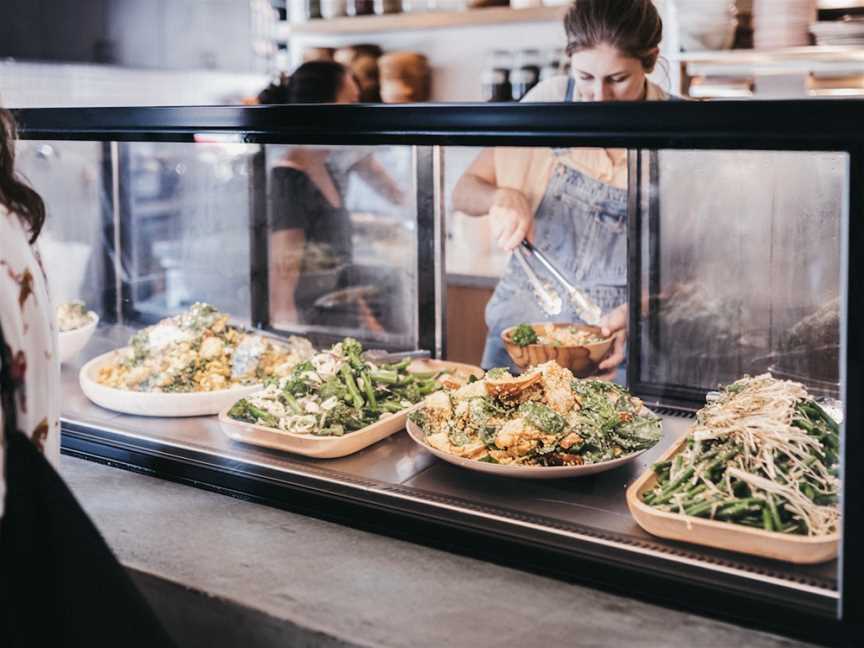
[0,61,266,108]
[107,0,260,72]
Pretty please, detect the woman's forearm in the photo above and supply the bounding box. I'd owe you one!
[269,229,305,323]
[452,172,499,217]
[355,157,404,204]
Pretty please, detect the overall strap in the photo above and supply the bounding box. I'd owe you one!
[565,77,575,102]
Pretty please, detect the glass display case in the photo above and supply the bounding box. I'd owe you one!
[14,101,862,644]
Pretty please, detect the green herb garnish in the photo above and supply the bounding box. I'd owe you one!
[511,324,539,347]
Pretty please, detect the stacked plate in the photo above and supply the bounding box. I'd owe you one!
[671,0,737,51]
[811,18,864,46]
[754,0,817,49]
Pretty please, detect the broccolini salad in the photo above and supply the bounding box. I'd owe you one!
[228,338,449,437]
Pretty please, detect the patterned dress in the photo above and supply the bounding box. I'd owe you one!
[0,206,61,520]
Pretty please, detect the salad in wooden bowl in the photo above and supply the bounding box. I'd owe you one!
[501,323,613,377]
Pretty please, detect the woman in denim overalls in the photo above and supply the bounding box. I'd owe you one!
[453,0,673,381]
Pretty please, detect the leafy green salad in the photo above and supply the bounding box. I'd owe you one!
[228,338,445,436]
[409,361,662,467]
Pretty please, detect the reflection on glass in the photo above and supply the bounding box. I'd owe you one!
[641,150,846,396]
[17,140,107,316]
[21,139,421,354]
[266,144,416,348]
[122,141,255,323]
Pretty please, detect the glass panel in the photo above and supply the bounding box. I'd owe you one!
[17,140,110,318]
[27,128,846,615]
[23,138,424,430]
[120,141,255,323]
[442,144,631,381]
[60,142,423,350]
[264,144,417,349]
[440,144,844,603]
[638,150,847,397]
[443,146,508,280]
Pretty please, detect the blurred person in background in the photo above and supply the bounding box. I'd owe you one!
[0,108,175,647]
[259,61,403,331]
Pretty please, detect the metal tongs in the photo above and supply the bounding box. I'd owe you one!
[519,239,603,326]
[515,245,563,316]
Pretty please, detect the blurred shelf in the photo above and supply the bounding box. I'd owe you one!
[276,5,566,37]
[818,0,864,9]
[674,45,864,64]
[674,46,864,76]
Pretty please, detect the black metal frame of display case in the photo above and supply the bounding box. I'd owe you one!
[14,101,864,646]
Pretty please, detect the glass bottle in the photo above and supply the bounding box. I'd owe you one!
[321,0,348,18]
[347,0,375,15]
[481,49,513,102]
[511,48,541,101]
[374,0,402,14]
[401,0,428,13]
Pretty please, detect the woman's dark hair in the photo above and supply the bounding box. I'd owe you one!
[258,61,350,105]
[564,0,663,72]
[0,109,45,243]
[257,73,291,105]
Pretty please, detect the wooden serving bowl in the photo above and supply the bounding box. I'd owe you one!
[501,323,613,377]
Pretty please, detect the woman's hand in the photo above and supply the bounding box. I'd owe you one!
[489,188,533,251]
[596,304,628,381]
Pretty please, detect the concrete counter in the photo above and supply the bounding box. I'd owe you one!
[60,455,816,648]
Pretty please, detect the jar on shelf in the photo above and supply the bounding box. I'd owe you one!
[347,0,375,15]
[335,44,384,102]
[466,0,509,7]
[434,0,469,10]
[289,0,307,22]
[400,0,426,11]
[511,48,541,101]
[379,52,430,102]
[303,47,336,62]
[307,0,323,19]
[509,0,541,8]
[481,49,513,102]
[374,0,402,14]
[321,0,348,18]
[289,0,322,21]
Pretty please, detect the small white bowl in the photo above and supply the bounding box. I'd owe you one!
[58,312,99,364]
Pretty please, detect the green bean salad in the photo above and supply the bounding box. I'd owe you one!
[228,338,444,436]
[642,374,841,536]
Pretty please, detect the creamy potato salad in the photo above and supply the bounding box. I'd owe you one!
[57,300,95,332]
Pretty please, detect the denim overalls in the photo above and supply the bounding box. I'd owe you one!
[482,79,629,377]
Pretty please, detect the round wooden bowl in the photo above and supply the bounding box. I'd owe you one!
[501,323,613,377]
